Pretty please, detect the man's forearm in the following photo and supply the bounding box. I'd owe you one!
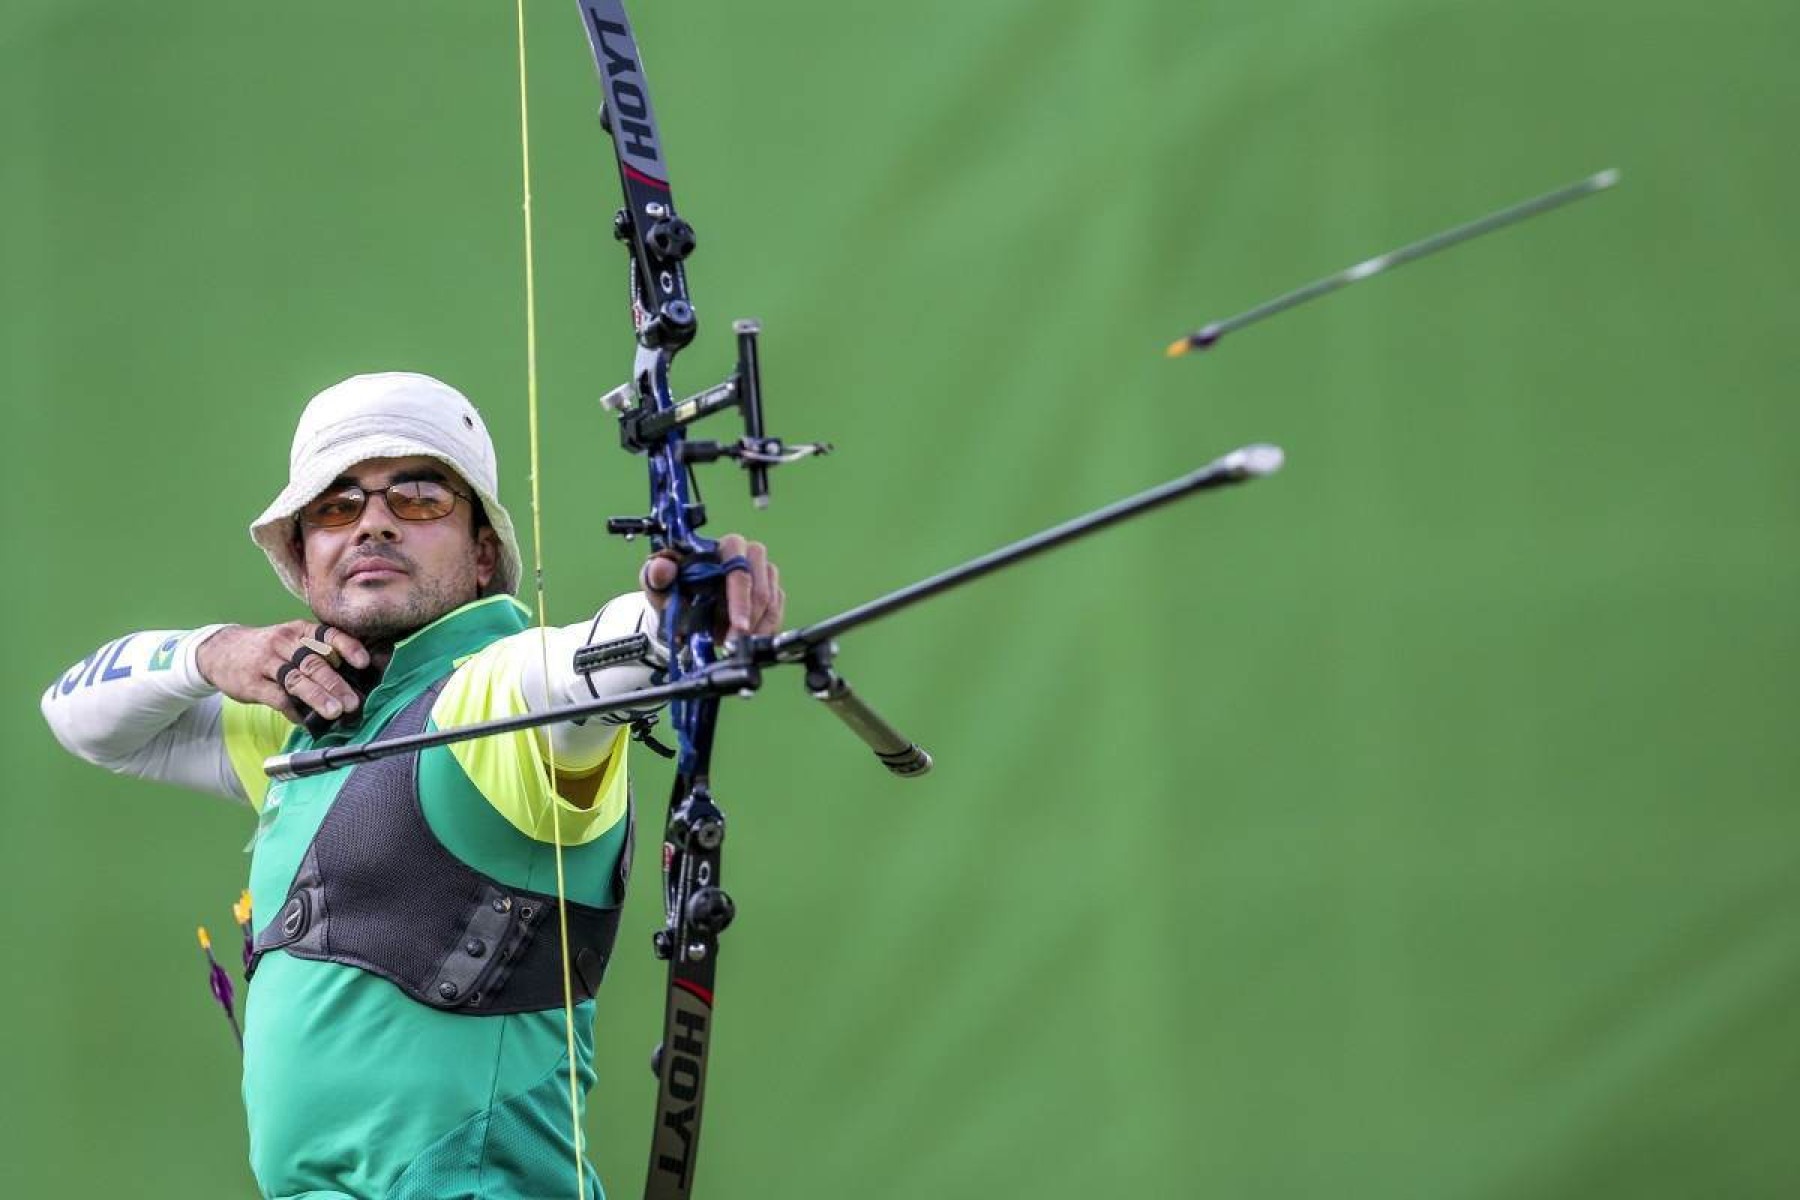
[518,594,664,767]
[41,626,239,785]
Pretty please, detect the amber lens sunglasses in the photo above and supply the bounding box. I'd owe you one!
[298,481,471,528]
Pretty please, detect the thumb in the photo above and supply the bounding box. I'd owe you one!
[640,553,679,612]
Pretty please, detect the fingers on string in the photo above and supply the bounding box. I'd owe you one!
[275,634,357,721]
[264,656,308,724]
[297,633,343,670]
[252,623,307,722]
[313,622,370,669]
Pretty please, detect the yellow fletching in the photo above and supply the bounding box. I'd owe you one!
[197,926,212,951]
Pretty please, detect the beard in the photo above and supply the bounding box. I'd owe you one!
[308,545,483,651]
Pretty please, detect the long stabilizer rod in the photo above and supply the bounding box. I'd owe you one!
[263,445,1284,781]
[1166,168,1620,357]
[777,444,1284,652]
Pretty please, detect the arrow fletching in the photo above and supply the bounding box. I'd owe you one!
[197,924,244,1051]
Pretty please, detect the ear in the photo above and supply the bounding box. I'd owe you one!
[474,525,500,592]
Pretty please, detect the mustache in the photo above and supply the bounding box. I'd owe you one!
[341,548,412,578]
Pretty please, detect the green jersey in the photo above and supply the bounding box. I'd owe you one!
[225,597,631,1200]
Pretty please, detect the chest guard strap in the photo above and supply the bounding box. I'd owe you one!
[249,679,626,1015]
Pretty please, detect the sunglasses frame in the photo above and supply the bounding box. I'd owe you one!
[298,480,473,529]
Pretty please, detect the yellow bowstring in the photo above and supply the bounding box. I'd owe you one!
[515,3,587,1198]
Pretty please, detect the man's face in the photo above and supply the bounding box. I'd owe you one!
[296,455,499,644]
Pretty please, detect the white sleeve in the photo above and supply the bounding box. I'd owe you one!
[515,593,667,766]
[40,627,249,803]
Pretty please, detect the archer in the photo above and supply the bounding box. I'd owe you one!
[41,370,784,1199]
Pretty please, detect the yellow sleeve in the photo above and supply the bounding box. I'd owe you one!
[435,633,631,846]
[221,699,296,813]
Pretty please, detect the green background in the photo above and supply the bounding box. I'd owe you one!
[4,1,1796,1196]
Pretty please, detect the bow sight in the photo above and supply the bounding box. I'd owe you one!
[598,317,829,534]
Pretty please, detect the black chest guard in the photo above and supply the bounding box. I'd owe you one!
[249,680,627,1015]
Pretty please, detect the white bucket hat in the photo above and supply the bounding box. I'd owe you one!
[250,372,523,599]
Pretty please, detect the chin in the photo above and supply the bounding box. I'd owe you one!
[326,592,418,641]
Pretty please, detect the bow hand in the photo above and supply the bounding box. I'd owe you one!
[640,533,785,640]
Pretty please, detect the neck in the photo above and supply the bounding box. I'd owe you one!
[316,591,494,673]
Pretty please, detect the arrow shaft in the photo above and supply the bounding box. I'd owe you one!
[1173,168,1619,353]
